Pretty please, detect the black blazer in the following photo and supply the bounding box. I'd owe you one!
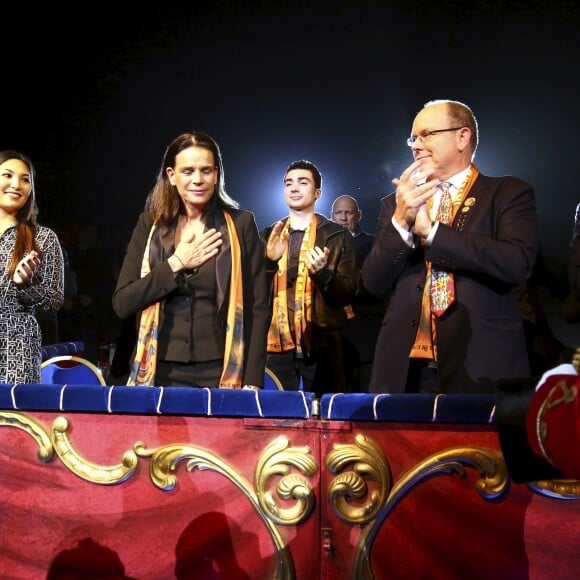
[112,209,269,387]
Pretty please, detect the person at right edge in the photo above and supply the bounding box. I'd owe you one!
[362,99,538,394]
[562,201,580,326]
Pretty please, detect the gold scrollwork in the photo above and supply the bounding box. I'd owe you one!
[572,346,580,373]
[253,435,318,526]
[331,441,509,580]
[134,438,298,579]
[326,433,389,525]
[51,416,138,485]
[528,479,580,499]
[536,377,577,466]
[0,410,53,462]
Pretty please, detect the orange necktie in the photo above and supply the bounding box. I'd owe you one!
[430,184,455,317]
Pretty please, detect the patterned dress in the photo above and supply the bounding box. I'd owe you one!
[0,225,64,383]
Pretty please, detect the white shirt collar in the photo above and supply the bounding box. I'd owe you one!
[445,166,471,193]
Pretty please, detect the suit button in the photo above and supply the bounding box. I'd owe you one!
[410,320,417,327]
[416,284,423,291]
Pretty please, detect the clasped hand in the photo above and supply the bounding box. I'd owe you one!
[266,221,329,273]
[305,246,329,274]
[392,159,440,233]
[12,251,40,286]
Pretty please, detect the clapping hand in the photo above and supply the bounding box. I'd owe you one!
[305,246,329,274]
[13,251,40,286]
[266,221,288,261]
[392,160,440,231]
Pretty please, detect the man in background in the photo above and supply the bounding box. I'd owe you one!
[331,195,387,391]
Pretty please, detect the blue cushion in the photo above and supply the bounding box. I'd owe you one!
[0,383,316,419]
[320,393,496,423]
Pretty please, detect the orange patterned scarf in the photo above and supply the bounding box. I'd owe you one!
[218,212,244,388]
[267,216,317,357]
[128,212,244,388]
[127,225,159,385]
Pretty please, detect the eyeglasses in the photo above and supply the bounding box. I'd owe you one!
[406,126,465,147]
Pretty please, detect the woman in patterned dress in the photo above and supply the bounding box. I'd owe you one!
[0,150,64,383]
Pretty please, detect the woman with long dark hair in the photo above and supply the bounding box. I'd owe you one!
[113,132,268,389]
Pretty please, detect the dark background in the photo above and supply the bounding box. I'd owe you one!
[4,0,579,295]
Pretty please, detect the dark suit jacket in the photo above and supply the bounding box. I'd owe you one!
[563,202,580,322]
[570,201,580,296]
[112,209,269,387]
[362,172,538,394]
[343,227,388,361]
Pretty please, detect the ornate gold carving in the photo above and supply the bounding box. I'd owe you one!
[254,435,318,525]
[51,416,138,485]
[535,377,578,466]
[1,413,316,578]
[528,479,580,499]
[572,346,580,373]
[326,433,389,525]
[325,438,508,580]
[0,410,53,462]
[134,437,302,579]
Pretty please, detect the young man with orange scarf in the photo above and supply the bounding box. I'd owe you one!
[262,160,356,397]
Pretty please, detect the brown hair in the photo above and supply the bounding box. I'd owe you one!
[148,131,239,225]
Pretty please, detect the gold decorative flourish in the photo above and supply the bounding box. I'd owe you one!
[332,442,509,580]
[0,411,53,462]
[326,433,390,525]
[572,347,580,373]
[528,479,580,499]
[254,435,318,525]
[134,438,298,579]
[51,416,139,485]
[536,377,577,466]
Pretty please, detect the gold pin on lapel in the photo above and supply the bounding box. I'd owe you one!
[464,197,476,207]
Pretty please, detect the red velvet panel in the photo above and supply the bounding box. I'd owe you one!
[1,412,578,578]
[320,423,580,580]
[0,413,321,579]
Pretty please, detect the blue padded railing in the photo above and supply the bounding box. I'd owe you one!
[319,393,496,423]
[41,342,85,361]
[0,383,315,419]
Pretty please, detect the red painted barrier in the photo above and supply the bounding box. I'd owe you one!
[1,410,578,578]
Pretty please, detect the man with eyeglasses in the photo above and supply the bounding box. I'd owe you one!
[331,195,388,392]
[362,99,538,394]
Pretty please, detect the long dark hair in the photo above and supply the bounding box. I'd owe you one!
[148,132,239,225]
[0,150,40,277]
